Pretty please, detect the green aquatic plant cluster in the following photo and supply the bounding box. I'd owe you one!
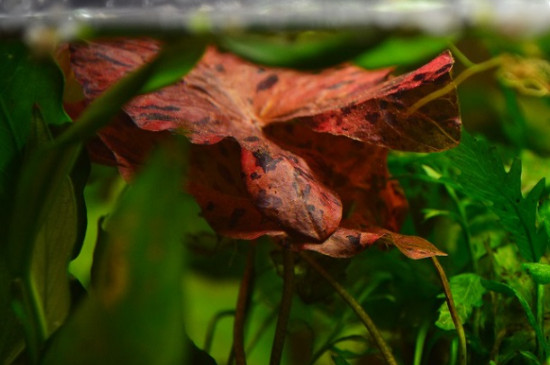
[1,29,550,365]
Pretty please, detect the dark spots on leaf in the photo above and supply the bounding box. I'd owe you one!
[385,113,398,126]
[364,112,379,124]
[193,117,210,126]
[256,74,279,91]
[435,64,451,75]
[256,189,283,209]
[250,172,261,180]
[346,234,361,247]
[141,104,180,112]
[229,208,246,229]
[257,67,266,73]
[244,136,260,142]
[306,204,316,213]
[253,150,282,173]
[302,184,311,199]
[96,53,132,68]
[413,72,428,82]
[206,202,215,211]
[341,106,353,116]
[287,155,299,164]
[144,113,174,121]
[217,162,235,185]
[379,100,389,110]
[215,64,225,72]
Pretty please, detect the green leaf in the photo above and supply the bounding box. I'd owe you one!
[482,279,550,357]
[218,31,384,69]
[354,35,452,69]
[138,37,207,94]
[441,130,548,262]
[27,111,89,337]
[331,352,352,365]
[523,263,550,285]
[436,273,486,330]
[0,259,24,364]
[42,139,190,365]
[0,41,69,236]
[519,350,542,364]
[0,41,71,364]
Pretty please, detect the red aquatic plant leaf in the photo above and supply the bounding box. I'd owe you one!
[68,38,460,258]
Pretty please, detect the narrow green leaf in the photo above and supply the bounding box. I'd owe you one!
[55,37,206,147]
[42,139,190,365]
[436,273,486,330]
[523,263,550,285]
[139,37,207,94]
[519,350,542,364]
[219,31,384,69]
[482,279,550,357]
[354,35,452,69]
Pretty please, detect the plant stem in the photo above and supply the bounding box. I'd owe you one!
[246,307,278,355]
[536,284,545,359]
[413,321,429,365]
[270,247,295,365]
[204,309,235,353]
[300,252,398,365]
[407,55,504,115]
[233,244,256,365]
[431,257,467,365]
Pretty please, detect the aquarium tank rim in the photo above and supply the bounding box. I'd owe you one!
[1,0,550,39]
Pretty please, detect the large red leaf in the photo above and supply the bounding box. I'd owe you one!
[68,38,459,259]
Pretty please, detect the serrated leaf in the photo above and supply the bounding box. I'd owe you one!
[42,140,190,365]
[523,263,550,285]
[436,273,486,330]
[441,130,548,262]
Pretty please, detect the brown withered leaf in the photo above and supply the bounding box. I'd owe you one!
[68,38,459,259]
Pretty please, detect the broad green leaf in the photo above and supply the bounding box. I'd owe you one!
[0,259,24,364]
[523,263,550,285]
[482,279,550,357]
[0,41,69,237]
[0,41,70,364]
[441,130,548,262]
[436,273,486,330]
[219,31,384,69]
[354,35,452,69]
[42,140,190,365]
[27,111,89,337]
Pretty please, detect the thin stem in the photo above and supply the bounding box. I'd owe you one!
[233,244,256,365]
[406,55,504,116]
[300,252,398,365]
[446,187,477,274]
[204,309,235,353]
[246,307,277,355]
[447,42,476,68]
[270,247,295,365]
[413,321,429,365]
[310,335,366,365]
[431,257,467,365]
[536,284,545,359]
